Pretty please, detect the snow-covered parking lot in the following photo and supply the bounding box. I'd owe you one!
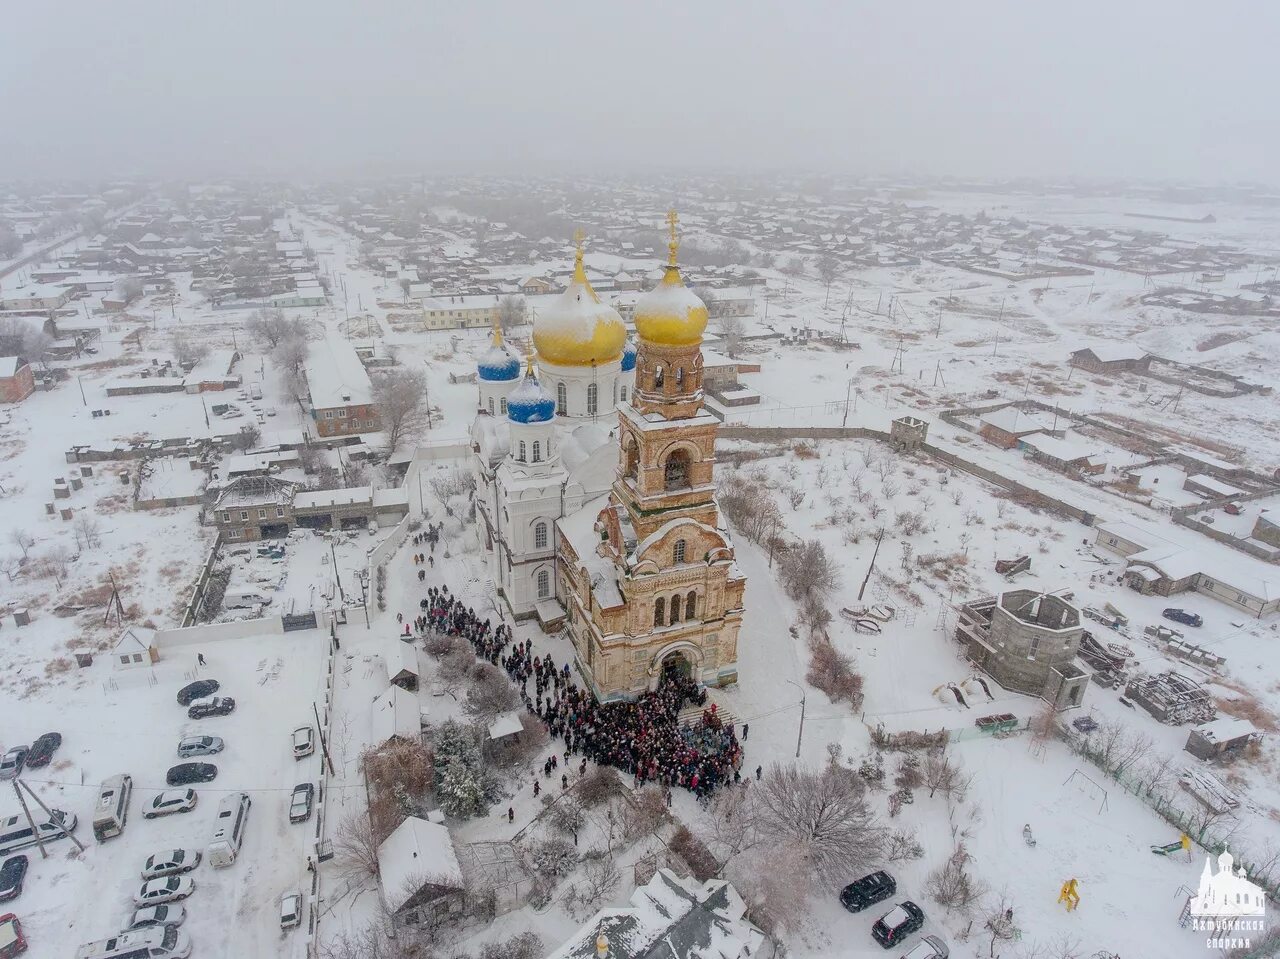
[6,627,329,957]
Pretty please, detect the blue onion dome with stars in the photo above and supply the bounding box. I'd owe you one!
[477,323,521,382]
[621,339,637,373]
[506,358,556,424]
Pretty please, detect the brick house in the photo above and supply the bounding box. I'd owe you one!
[0,357,35,403]
[303,338,381,438]
[1069,346,1152,375]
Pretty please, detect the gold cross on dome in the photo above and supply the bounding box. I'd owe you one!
[573,228,585,250]
[665,209,679,266]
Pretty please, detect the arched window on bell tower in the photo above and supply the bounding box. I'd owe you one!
[669,596,681,625]
[587,382,598,415]
[654,596,665,627]
[654,364,664,390]
[556,382,567,416]
[663,449,690,490]
[675,367,684,389]
[685,590,696,620]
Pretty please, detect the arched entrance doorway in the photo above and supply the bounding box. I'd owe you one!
[661,649,693,682]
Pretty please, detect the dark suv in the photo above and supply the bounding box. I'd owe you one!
[872,900,925,949]
[177,680,220,706]
[187,697,235,719]
[1163,608,1203,628]
[839,870,896,913]
[166,763,218,786]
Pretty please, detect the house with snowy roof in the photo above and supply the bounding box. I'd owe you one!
[1069,345,1153,375]
[547,869,763,959]
[377,817,465,925]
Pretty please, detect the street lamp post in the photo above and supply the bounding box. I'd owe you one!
[785,679,806,759]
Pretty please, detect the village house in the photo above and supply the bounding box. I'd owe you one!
[376,817,465,927]
[701,286,757,318]
[418,293,522,330]
[183,349,242,393]
[0,283,71,311]
[547,869,763,959]
[212,474,410,541]
[1185,717,1259,761]
[978,407,1059,449]
[0,356,35,403]
[1020,432,1106,476]
[303,337,380,437]
[1069,345,1153,375]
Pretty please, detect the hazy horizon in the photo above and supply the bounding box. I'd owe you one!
[3,1,1278,185]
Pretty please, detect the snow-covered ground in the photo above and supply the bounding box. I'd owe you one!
[3,189,1280,959]
[9,628,326,957]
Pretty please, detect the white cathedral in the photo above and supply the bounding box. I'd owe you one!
[470,239,637,622]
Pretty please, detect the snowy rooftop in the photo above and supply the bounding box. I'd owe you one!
[304,337,373,408]
[377,817,463,915]
[1192,717,1258,744]
[547,869,761,959]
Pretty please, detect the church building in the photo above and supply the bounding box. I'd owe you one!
[470,214,745,702]
[556,213,745,702]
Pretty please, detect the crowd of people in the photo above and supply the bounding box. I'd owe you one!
[415,582,744,799]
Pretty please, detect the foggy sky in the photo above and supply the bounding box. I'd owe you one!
[3,1,1277,184]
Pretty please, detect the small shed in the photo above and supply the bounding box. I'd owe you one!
[1186,717,1259,760]
[377,817,465,925]
[371,685,420,744]
[487,712,524,743]
[112,627,159,669]
[386,639,421,692]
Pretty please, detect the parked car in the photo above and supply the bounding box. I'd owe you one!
[0,749,27,781]
[134,875,195,906]
[872,901,925,949]
[900,936,949,959]
[839,870,897,913]
[127,903,187,930]
[0,857,27,903]
[144,789,198,819]
[176,680,220,706]
[177,736,224,759]
[1163,608,1203,628]
[292,726,315,759]
[1224,503,1243,516]
[187,697,235,720]
[280,890,303,930]
[0,913,25,957]
[289,783,315,824]
[142,848,202,880]
[1071,716,1098,733]
[23,733,61,769]
[166,763,217,786]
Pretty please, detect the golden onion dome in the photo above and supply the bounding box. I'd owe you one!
[633,210,708,347]
[531,234,626,367]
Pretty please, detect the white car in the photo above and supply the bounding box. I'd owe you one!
[144,789,197,819]
[127,903,187,929]
[0,747,27,780]
[142,848,201,879]
[280,890,303,930]
[134,875,195,906]
[291,726,315,759]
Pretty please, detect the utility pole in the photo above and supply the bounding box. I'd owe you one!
[312,702,336,777]
[77,376,86,407]
[330,540,344,601]
[785,680,806,759]
[858,527,885,601]
[842,377,855,428]
[12,781,48,860]
[20,778,84,852]
[201,395,209,428]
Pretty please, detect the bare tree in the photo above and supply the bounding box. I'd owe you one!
[171,329,210,368]
[9,528,34,561]
[372,366,429,451]
[0,317,52,359]
[886,827,924,862]
[271,334,310,401]
[562,856,619,920]
[462,662,519,720]
[333,811,381,881]
[982,891,1021,957]
[497,295,525,332]
[548,797,586,844]
[926,841,986,913]
[726,841,813,936]
[752,762,884,884]
[73,515,102,550]
[778,539,841,603]
[717,314,748,358]
[923,747,971,802]
[816,256,840,309]
[246,309,306,349]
